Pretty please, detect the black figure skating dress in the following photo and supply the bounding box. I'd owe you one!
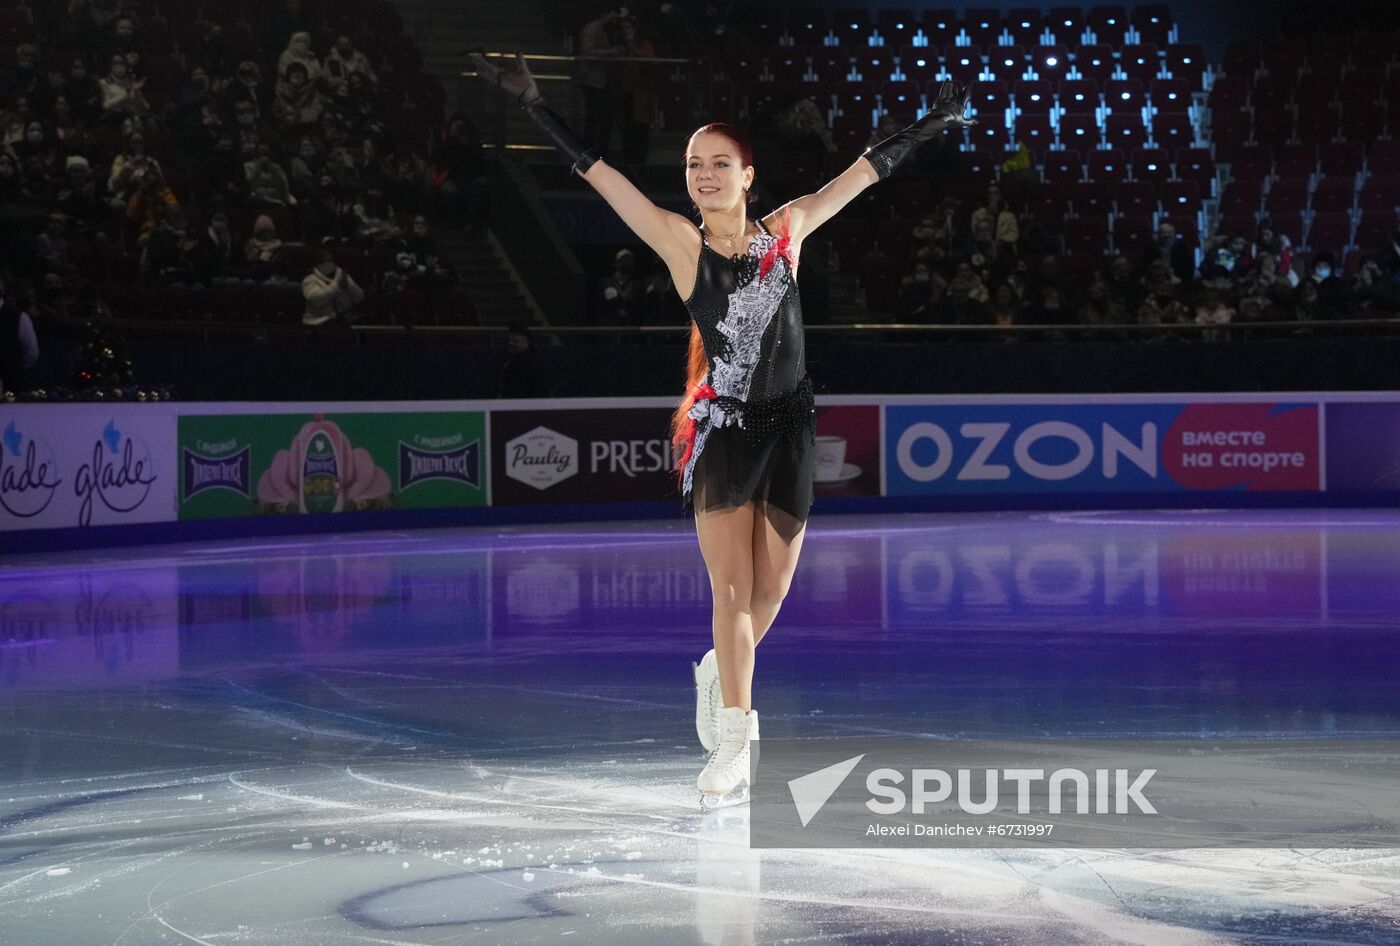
[679,218,816,540]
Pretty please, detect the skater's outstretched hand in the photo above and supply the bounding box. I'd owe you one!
[927,80,976,127]
[469,50,542,106]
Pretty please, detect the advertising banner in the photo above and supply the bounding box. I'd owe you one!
[491,407,680,505]
[812,405,881,498]
[178,411,486,519]
[1,404,176,532]
[1323,402,1400,491]
[885,402,1320,496]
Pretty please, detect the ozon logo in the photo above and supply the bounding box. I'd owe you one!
[895,420,1159,483]
[74,419,157,526]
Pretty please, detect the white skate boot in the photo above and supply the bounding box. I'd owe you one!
[697,706,759,809]
[692,649,722,752]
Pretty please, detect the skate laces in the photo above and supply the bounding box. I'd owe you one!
[707,715,751,771]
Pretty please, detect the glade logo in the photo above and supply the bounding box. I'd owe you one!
[183,440,252,500]
[399,438,480,489]
[74,419,157,526]
[0,420,62,518]
[505,426,578,491]
[896,420,1158,482]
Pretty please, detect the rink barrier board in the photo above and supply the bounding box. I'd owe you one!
[3,393,1398,553]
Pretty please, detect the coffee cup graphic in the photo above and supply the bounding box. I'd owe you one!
[814,435,847,482]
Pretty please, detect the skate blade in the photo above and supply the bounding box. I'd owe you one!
[698,784,750,811]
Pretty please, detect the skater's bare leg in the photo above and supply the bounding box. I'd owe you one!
[751,504,807,647]
[695,501,756,712]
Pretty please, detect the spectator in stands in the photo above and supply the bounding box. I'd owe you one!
[63,57,102,122]
[1104,256,1140,313]
[194,209,253,287]
[1030,255,1074,310]
[967,217,1000,282]
[245,143,295,208]
[275,61,323,137]
[228,61,272,119]
[98,52,148,122]
[54,156,107,236]
[142,207,200,287]
[1141,222,1194,283]
[777,95,838,156]
[1000,140,1035,185]
[5,44,43,101]
[1027,285,1071,327]
[33,269,79,322]
[1078,275,1124,325]
[0,150,35,209]
[1194,289,1234,339]
[278,32,323,86]
[15,120,61,187]
[1308,252,1348,319]
[301,247,364,326]
[895,260,945,323]
[388,147,428,213]
[1136,283,1188,326]
[107,130,160,206]
[429,112,487,229]
[941,262,991,324]
[351,182,400,244]
[101,16,147,78]
[194,20,236,78]
[199,133,247,208]
[124,166,179,242]
[0,270,40,395]
[1201,232,1250,281]
[497,322,546,398]
[244,213,287,283]
[35,214,69,269]
[324,36,377,94]
[288,136,323,199]
[49,96,89,154]
[402,214,455,288]
[990,282,1022,325]
[618,17,658,164]
[597,247,645,324]
[970,183,1018,253]
[577,5,627,152]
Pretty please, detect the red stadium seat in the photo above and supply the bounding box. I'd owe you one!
[1174,147,1216,192]
[1340,103,1387,142]
[1265,178,1309,216]
[1293,104,1340,144]
[943,45,982,83]
[1118,44,1160,84]
[987,45,1027,79]
[1014,113,1055,155]
[1358,175,1400,212]
[854,46,898,83]
[881,80,922,111]
[1047,7,1085,43]
[1320,141,1365,179]
[1042,149,1084,183]
[920,8,960,46]
[1086,6,1128,44]
[971,79,1011,117]
[1087,148,1127,180]
[810,46,853,82]
[1306,211,1352,253]
[1015,78,1054,115]
[1131,147,1172,182]
[1311,177,1356,213]
[1152,112,1195,149]
[1057,79,1099,115]
[1064,216,1110,254]
[1059,113,1102,148]
[876,9,918,45]
[1031,45,1070,82]
[1070,180,1114,216]
[1165,44,1207,90]
[962,8,1003,47]
[1005,9,1044,47]
[1228,144,1274,181]
[1292,71,1335,107]
[1275,143,1319,179]
[1113,215,1153,257]
[1115,180,1158,214]
[1209,108,1251,155]
[1150,78,1192,114]
[1105,79,1147,114]
[961,149,999,183]
[1251,74,1292,112]
[1222,41,1260,78]
[1161,180,1204,212]
[1354,211,1400,251]
[1074,44,1115,83]
[1106,114,1148,150]
[969,122,1012,152]
[1259,37,1305,79]
[1131,5,1173,46]
[1219,179,1263,216]
[896,45,938,84]
[1206,75,1249,110]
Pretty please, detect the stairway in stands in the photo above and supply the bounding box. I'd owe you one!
[436,227,538,327]
[393,0,580,148]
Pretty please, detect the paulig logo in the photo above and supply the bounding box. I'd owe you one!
[0,420,62,519]
[74,419,157,526]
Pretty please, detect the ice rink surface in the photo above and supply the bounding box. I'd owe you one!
[2,509,1399,944]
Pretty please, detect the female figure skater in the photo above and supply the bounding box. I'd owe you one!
[471,52,972,803]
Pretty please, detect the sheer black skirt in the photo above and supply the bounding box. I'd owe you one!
[681,387,816,542]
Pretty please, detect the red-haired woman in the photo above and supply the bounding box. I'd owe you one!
[472,52,972,803]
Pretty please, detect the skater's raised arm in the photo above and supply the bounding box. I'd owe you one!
[469,51,696,273]
[767,82,974,245]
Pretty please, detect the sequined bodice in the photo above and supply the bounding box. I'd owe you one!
[682,220,804,404]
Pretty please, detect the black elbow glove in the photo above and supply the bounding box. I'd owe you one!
[863,81,975,180]
[521,98,599,176]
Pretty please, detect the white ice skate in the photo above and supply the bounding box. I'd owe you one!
[698,705,759,810]
[692,649,722,752]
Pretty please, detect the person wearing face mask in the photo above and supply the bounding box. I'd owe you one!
[0,270,40,397]
[276,62,323,135]
[194,209,253,287]
[228,61,271,117]
[100,16,147,79]
[4,44,42,100]
[302,248,364,325]
[896,259,946,323]
[99,54,147,121]
[36,214,69,269]
[244,213,285,282]
[324,35,376,94]
[472,52,976,806]
[1309,251,1347,319]
[597,247,645,324]
[15,121,60,184]
[245,144,295,208]
[55,156,106,231]
[289,136,323,198]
